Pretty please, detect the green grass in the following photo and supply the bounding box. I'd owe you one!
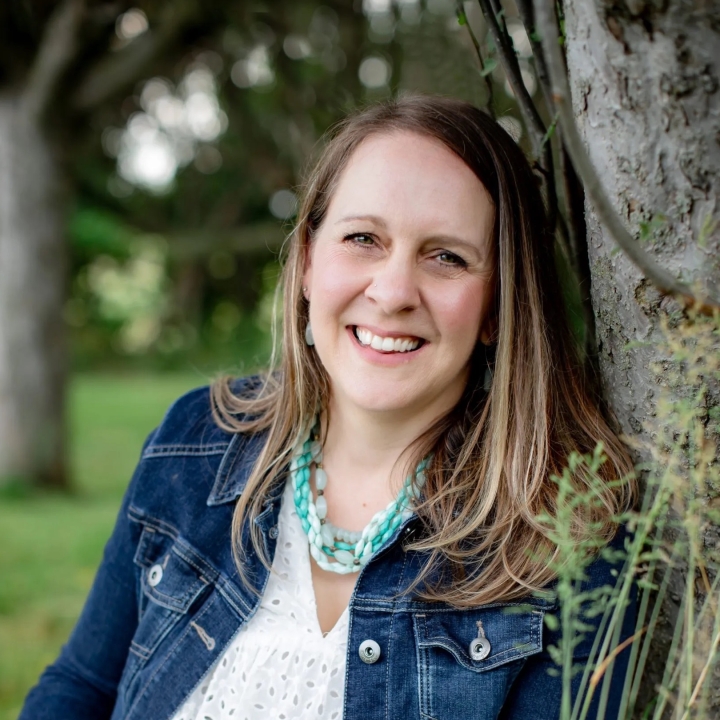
[0,373,201,720]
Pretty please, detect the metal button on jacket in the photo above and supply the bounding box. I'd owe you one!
[359,639,381,664]
[147,564,163,587]
[268,525,279,539]
[469,620,491,661]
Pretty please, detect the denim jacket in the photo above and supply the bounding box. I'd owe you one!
[20,381,635,720]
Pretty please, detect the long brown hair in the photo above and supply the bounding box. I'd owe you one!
[212,95,635,606]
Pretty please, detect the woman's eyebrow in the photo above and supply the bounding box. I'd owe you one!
[425,235,483,254]
[335,214,388,227]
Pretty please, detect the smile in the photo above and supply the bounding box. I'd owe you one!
[353,326,424,353]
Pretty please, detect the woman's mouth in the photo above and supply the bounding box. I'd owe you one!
[352,326,425,353]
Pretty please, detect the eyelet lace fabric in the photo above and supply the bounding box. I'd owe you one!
[171,479,349,720]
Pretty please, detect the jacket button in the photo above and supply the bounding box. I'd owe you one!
[359,639,381,664]
[148,564,163,587]
[268,525,279,539]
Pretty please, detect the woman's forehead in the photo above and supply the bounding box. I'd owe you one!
[322,131,495,237]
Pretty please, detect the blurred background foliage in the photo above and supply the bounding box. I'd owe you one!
[42,0,529,375]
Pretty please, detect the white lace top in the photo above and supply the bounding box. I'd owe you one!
[171,478,349,720]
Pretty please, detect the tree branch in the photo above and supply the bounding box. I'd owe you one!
[532,0,719,313]
[474,0,558,244]
[560,144,600,363]
[455,2,495,116]
[515,0,586,272]
[72,0,200,112]
[475,0,545,160]
[515,0,602,364]
[21,0,85,123]
[514,0,553,124]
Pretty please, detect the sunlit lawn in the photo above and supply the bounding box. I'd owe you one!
[0,374,202,720]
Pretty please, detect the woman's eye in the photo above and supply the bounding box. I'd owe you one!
[436,251,467,267]
[345,233,376,246]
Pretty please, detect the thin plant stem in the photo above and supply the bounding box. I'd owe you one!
[578,457,679,719]
[455,2,495,115]
[474,0,558,227]
[683,548,697,713]
[683,600,720,719]
[574,511,663,720]
[651,552,693,720]
[590,628,646,689]
[621,518,677,718]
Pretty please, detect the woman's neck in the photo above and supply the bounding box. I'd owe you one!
[319,393,450,501]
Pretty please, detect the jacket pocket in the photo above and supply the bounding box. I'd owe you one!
[130,525,213,659]
[413,604,545,720]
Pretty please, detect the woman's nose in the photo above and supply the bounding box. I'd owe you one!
[364,255,420,314]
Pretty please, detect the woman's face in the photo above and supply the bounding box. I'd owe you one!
[303,131,496,422]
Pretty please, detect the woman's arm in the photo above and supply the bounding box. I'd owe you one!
[497,614,636,720]
[18,432,155,720]
[498,530,638,720]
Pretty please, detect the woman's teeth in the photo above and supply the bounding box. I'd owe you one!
[355,327,421,353]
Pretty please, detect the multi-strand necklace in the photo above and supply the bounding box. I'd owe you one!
[291,420,427,574]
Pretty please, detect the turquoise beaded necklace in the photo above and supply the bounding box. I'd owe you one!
[291,420,427,574]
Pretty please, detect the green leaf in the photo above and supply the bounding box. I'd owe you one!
[544,614,560,630]
[540,113,559,150]
[697,214,718,248]
[638,214,667,244]
[480,57,498,77]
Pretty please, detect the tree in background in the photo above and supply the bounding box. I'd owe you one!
[0,0,224,489]
[560,2,720,714]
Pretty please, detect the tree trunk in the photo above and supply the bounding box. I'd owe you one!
[564,0,720,712]
[0,93,68,489]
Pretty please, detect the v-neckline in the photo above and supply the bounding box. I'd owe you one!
[283,480,352,640]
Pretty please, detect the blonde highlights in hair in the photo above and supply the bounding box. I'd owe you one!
[212,95,635,606]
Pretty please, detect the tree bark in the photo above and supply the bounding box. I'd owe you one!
[564,0,720,711]
[0,94,67,488]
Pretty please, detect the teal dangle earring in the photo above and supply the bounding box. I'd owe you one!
[303,287,314,346]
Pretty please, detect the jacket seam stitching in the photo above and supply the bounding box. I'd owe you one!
[350,599,555,611]
[142,444,229,458]
[128,507,180,538]
[212,433,244,500]
[127,593,219,719]
[129,511,253,616]
[128,606,179,659]
[213,576,254,617]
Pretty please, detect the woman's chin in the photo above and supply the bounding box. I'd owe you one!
[334,381,432,418]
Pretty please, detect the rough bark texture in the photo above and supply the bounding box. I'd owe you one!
[564,0,720,712]
[0,94,67,488]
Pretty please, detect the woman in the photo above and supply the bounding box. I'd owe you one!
[21,95,636,720]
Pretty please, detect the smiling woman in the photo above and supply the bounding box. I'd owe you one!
[20,96,637,720]
[304,131,495,423]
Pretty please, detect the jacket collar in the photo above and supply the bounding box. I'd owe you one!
[207,431,274,506]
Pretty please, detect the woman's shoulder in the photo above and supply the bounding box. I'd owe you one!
[142,375,263,456]
[123,375,267,522]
